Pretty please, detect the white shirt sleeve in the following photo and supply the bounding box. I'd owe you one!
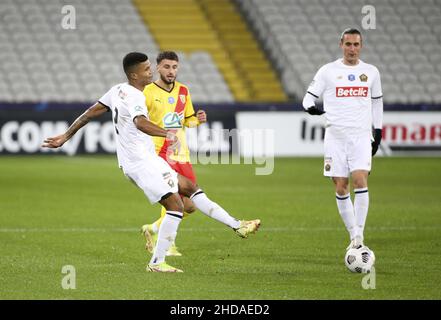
[127,91,148,121]
[372,97,383,129]
[371,67,383,99]
[307,65,327,98]
[302,91,318,110]
[98,88,112,110]
[371,67,383,129]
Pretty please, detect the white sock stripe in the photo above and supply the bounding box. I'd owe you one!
[166,211,183,219]
[336,193,350,200]
[354,188,368,194]
[166,210,183,216]
[189,189,204,200]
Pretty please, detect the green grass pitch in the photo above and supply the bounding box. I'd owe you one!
[1,156,440,299]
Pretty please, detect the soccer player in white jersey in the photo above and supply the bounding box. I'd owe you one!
[42,52,260,273]
[302,29,383,250]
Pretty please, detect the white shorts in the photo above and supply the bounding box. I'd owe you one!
[122,156,179,204]
[323,129,372,177]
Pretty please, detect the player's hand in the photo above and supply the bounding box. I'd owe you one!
[196,110,207,123]
[371,128,382,156]
[41,134,67,148]
[305,106,325,115]
[166,131,180,154]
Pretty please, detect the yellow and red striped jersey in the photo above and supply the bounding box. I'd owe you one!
[143,81,199,162]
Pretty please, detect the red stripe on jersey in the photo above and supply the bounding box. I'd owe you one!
[158,85,189,157]
[174,85,188,114]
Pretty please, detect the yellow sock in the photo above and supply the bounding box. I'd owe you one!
[153,207,167,232]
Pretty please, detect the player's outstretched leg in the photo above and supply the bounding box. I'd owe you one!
[177,174,261,239]
[146,192,184,273]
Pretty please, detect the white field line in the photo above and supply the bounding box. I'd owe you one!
[0,226,439,233]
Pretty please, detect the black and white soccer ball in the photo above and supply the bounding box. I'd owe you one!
[345,246,375,273]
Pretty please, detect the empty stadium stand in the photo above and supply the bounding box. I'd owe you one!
[0,0,232,103]
[133,0,267,102]
[1,0,440,104]
[197,0,287,102]
[237,0,441,103]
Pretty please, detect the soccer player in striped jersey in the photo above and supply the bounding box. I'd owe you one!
[302,29,383,251]
[140,51,204,257]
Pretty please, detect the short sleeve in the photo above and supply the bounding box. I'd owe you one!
[307,65,327,98]
[184,90,195,118]
[183,90,198,126]
[371,67,383,99]
[128,91,148,121]
[98,88,112,110]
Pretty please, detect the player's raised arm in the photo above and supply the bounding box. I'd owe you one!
[42,102,109,148]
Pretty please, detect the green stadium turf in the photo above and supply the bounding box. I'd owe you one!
[0,156,440,299]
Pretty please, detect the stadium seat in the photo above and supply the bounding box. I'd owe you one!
[241,0,441,102]
[0,0,236,103]
[1,0,441,104]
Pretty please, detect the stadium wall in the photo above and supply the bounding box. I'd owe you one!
[1,103,441,156]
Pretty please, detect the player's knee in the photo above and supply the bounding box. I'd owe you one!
[182,197,196,213]
[353,180,367,189]
[161,194,185,213]
[352,177,367,189]
[184,203,196,213]
[333,179,349,195]
[173,198,185,213]
[335,183,349,195]
[178,176,197,197]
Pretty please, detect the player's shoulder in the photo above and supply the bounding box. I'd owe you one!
[174,80,189,92]
[116,83,145,102]
[359,60,381,74]
[143,82,156,93]
[317,60,340,73]
[106,82,124,94]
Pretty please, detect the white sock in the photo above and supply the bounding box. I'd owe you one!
[336,193,357,240]
[354,188,369,240]
[190,189,241,229]
[149,211,182,265]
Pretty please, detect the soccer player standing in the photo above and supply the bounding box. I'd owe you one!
[42,52,260,272]
[140,51,206,257]
[302,29,383,250]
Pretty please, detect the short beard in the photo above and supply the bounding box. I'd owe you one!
[161,74,175,85]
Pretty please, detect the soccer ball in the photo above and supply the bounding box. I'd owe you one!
[344,246,375,273]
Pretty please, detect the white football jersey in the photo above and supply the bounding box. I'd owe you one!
[98,83,156,169]
[307,59,382,134]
